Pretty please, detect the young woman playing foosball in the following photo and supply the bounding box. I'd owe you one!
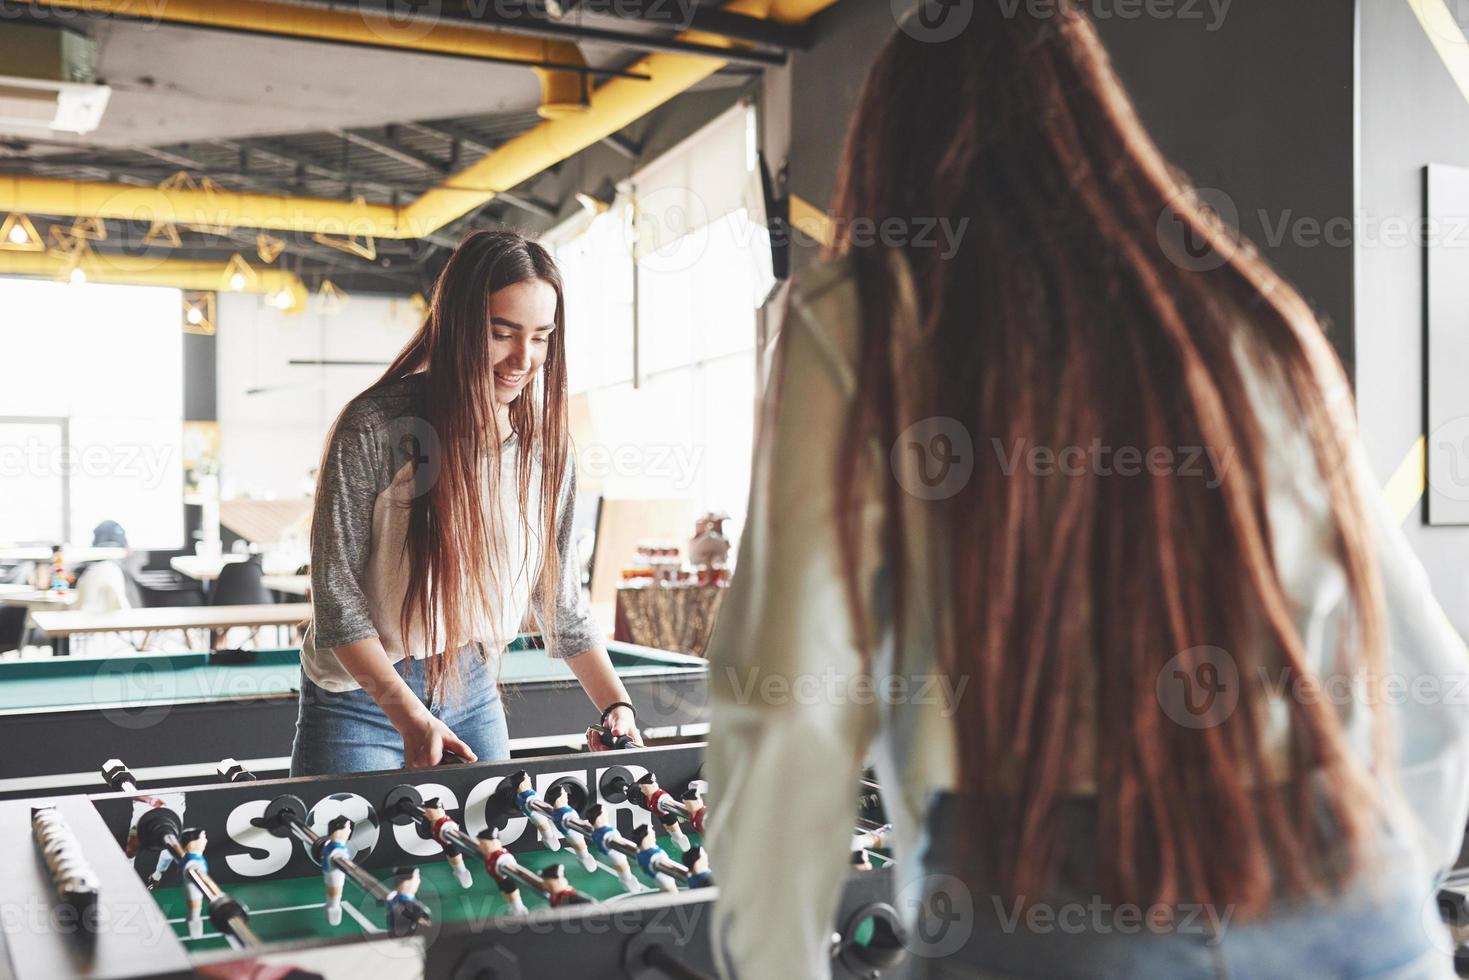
[706,5,1469,978]
[292,231,639,775]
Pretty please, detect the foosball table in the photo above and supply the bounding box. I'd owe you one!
[0,744,911,979]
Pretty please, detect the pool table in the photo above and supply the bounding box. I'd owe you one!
[0,638,708,798]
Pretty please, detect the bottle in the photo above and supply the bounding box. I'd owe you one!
[50,544,69,592]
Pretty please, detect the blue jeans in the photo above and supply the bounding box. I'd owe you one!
[915,795,1453,980]
[290,652,510,776]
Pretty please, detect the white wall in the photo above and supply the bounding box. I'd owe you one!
[216,291,420,500]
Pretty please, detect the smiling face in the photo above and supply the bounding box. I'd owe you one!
[488,279,558,407]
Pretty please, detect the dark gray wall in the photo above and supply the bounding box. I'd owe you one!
[1357,0,1469,633]
[780,0,1357,372]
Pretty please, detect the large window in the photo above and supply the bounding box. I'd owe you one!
[551,103,772,533]
[0,278,184,549]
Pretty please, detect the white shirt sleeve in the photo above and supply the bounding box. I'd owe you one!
[706,294,881,980]
[1361,448,1469,872]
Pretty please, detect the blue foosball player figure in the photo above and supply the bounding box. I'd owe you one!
[318,816,354,926]
[384,866,428,937]
[632,824,677,894]
[684,845,714,889]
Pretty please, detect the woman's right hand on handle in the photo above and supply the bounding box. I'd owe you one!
[397,709,478,769]
[331,638,479,769]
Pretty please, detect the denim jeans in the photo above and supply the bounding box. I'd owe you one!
[914,794,1454,980]
[290,651,510,776]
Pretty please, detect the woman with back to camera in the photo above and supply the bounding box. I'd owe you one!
[706,4,1469,978]
[292,231,640,776]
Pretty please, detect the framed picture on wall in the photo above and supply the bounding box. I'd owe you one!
[1424,164,1469,524]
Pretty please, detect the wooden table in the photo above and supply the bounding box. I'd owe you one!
[0,546,126,563]
[168,553,247,583]
[261,574,310,597]
[30,603,311,656]
[0,589,78,610]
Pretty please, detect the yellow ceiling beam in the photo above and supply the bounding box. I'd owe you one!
[0,249,310,312]
[402,0,843,231]
[0,174,412,237]
[10,0,844,239]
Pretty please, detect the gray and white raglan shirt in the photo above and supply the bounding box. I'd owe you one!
[303,374,600,692]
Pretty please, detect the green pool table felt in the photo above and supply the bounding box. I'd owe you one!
[0,644,701,712]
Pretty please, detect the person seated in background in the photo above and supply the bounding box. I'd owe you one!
[705,4,1469,979]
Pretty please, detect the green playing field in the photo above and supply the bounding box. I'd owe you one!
[151,833,709,951]
[151,836,894,952]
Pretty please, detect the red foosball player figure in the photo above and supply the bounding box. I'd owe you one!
[319,816,354,925]
[683,846,714,889]
[541,864,593,908]
[636,773,690,852]
[582,804,639,892]
[179,828,209,938]
[476,830,527,916]
[631,824,677,894]
[680,787,707,835]
[507,771,561,850]
[384,866,428,937]
[421,798,473,888]
[850,849,872,871]
[545,784,596,873]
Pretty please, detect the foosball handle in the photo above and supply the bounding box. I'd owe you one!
[260,796,309,839]
[217,759,256,783]
[383,785,425,826]
[592,726,633,751]
[100,759,136,793]
[134,806,183,853]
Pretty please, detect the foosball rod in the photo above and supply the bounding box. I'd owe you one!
[260,796,397,908]
[134,806,261,949]
[383,789,560,901]
[522,788,693,883]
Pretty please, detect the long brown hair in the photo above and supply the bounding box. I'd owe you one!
[830,4,1387,916]
[320,230,569,699]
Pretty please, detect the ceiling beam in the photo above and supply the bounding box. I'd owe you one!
[331,128,450,175]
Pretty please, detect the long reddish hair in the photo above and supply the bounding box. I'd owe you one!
[318,230,569,699]
[830,3,1387,916]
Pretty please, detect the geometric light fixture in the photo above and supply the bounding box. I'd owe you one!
[143,220,183,248]
[46,224,83,257]
[222,253,257,292]
[255,232,285,264]
[311,196,377,260]
[0,213,43,251]
[70,216,107,241]
[160,170,233,236]
[318,278,349,314]
[182,290,216,336]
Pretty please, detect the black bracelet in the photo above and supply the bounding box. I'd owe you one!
[600,701,636,727]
